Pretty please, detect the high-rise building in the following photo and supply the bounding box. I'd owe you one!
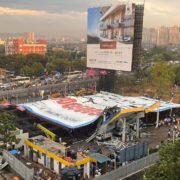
[142,28,157,48]
[142,26,180,48]
[27,32,35,42]
[5,37,47,55]
[157,26,169,46]
[168,26,180,45]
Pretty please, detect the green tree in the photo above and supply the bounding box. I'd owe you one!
[72,59,86,71]
[46,63,56,73]
[32,62,44,76]
[20,65,34,77]
[0,112,17,149]
[150,61,175,98]
[145,140,180,180]
[0,45,5,54]
[52,58,70,73]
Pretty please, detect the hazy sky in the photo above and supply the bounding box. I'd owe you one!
[0,0,179,38]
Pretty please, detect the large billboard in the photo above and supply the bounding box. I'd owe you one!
[87,3,136,71]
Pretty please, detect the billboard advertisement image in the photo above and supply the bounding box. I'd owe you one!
[87,3,135,71]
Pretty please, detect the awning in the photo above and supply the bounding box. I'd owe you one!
[90,153,111,163]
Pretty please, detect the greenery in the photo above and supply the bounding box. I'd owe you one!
[142,47,180,63]
[145,139,180,180]
[0,51,86,77]
[150,61,175,97]
[0,112,18,149]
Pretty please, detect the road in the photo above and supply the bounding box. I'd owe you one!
[0,78,98,104]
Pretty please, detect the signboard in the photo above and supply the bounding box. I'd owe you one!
[87,3,135,71]
[20,97,104,129]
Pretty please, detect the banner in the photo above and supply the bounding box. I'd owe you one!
[87,3,135,71]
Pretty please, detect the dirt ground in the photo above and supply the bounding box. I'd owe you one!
[141,124,179,149]
[0,167,20,180]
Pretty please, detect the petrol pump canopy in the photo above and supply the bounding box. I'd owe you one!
[20,91,180,129]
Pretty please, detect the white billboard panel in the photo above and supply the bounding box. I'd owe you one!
[87,3,135,71]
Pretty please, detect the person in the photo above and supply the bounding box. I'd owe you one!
[168,129,171,138]
[174,125,178,131]
[175,132,179,139]
[173,114,176,124]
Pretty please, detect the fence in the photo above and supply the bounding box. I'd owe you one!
[3,150,34,180]
[94,152,159,180]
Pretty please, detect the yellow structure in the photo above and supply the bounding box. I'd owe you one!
[35,123,56,140]
[24,136,97,178]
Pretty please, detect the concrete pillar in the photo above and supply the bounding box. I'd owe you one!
[54,160,59,174]
[156,109,160,128]
[170,108,173,117]
[136,117,140,138]
[122,118,126,142]
[24,145,28,157]
[38,152,44,165]
[61,163,65,169]
[83,162,90,178]
[103,112,106,122]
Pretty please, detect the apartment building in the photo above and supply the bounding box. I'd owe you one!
[100,3,135,42]
[26,32,35,43]
[142,26,180,48]
[5,37,47,55]
[169,26,180,45]
[142,28,157,48]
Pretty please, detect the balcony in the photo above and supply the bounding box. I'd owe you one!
[110,21,124,29]
[100,23,111,31]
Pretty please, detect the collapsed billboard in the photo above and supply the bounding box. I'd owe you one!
[87,3,136,71]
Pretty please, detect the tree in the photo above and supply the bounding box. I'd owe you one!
[20,65,34,77]
[0,45,5,54]
[150,61,175,98]
[174,65,180,86]
[145,140,180,180]
[46,63,56,73]
[32,62,44,76]
[72,59,86,71]
[52,58,70,73]
[0,112,18,149]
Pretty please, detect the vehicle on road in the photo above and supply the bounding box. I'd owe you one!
[64,71,82,80]
[11,76,30,85]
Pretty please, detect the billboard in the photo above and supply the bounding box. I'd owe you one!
[87,3,136,71]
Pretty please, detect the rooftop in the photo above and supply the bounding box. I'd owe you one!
[28,135,67,155]
[20,92,180,129]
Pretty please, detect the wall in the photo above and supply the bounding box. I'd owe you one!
[94,152,159,180]
[3,150,34,180]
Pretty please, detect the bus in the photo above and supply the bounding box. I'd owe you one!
[11,76,30,85]
[64,71,82,80]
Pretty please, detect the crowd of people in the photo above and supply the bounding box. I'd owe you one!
[163,114,180,140]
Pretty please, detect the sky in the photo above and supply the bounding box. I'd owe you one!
[0,0,179,38]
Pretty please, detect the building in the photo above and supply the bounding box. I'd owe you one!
[0,68,10,80]
[168,26,180,45]
[0,38,5,45]
[157,26,169,46]
[142,28,157,48]
[100,3,135,41]
[26,32,35,43]
[24,135,97,178]
[143,25,180,47]
[5,38,47,55]
[52,47,64,52]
